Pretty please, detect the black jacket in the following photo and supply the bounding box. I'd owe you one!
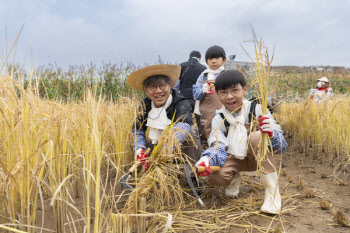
[179,58,206,99]
[136,89,193,132]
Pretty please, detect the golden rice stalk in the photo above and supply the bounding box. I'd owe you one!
[122,118,194,218]
[275,97,350,168]
[241,27,274,172]
[297,176,305,190]
[319,200,332,210]
[333,209,349,227]
[305,188,315,198]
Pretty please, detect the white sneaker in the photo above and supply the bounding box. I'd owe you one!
[225,174,242,197]
[260,172,281,214]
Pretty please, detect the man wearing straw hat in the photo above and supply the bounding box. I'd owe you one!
[127,64,202,171]
[314,76,333,103]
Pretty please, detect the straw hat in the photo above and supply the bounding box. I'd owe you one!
[127,64,181,92]
[317,77,329,83]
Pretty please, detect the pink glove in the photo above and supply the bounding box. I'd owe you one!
[258,115,274,138]
[195,156,212,176]
[136,148,149,172]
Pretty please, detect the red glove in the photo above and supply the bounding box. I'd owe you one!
[203,82,215,94]
[195,156,212,176]
[258,115,274,138]
[136,148,149,172]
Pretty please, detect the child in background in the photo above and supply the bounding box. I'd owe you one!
[195,70,288,214]
[192,45,226,149]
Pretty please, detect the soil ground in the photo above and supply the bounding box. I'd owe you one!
[193,144,350,233]
[35,140,350,233]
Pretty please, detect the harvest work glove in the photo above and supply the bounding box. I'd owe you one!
[195,156,212,176]
[258,115,274,138]
[202,82,210,93]
[203,82,214,94]
[136,148,149,172]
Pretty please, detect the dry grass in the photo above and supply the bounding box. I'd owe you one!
[275,98,350,172]
[297,176,305,190]
[240,27,274,173]
[319,200,332,210]
[305,188,315,198]
[333,209,349,227]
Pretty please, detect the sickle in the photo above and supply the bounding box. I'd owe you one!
[183,164,221,206]
[120,148,151,190]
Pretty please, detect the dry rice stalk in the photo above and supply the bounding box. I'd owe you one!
[269,227,282,233]
[333,209,349,227]
[280,169,287,176]
[305,188,315,198]
[319,200,332,210]
[240,27,275,173]
[122,118,194,217]
[297,176,305,190]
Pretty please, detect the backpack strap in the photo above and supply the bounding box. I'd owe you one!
[248,99,258,123]
[219,113,230,128]
[203,73,208,82]
[179,61,195,83]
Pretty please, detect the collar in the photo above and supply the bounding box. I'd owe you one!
[189,57,200,62]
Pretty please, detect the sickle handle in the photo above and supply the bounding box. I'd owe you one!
[196,166,221,173]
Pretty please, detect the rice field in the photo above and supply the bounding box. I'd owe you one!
[1,58,350,232]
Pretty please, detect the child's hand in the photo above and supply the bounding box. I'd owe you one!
[203,82,210,93]
[258,115,274,138]
[195,156,212,176]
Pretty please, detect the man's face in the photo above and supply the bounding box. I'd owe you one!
[206,57,226,70]
[144,82,171,107]
[216,84,247,112]
[323,82,330,89]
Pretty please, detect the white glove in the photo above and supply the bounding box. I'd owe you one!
[195,156,211,176]
[195,156,210,168]
[258,115,275,138]
[136,148,148,164]
[203,83,210,93]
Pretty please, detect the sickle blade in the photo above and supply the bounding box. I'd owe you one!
[183,164,205,207]
[120,172,135,190]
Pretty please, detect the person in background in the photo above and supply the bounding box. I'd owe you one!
[314,77,333,103]
[195,70,287,215]
[192,45,226,149]
[174,50,206,136]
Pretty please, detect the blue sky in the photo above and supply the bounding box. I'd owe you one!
[0,0,349,70]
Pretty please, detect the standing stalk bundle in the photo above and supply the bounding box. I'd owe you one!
[276,97,350,168]
[242,28,274,172]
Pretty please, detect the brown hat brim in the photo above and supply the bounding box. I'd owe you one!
[127,64,181,92]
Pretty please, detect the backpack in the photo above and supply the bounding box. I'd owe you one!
[179,61,195,85]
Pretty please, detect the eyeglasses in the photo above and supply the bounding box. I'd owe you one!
[146,83,169,92]
[218,88,242,97]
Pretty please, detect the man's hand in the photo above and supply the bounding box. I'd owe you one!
[195,156,212,176]
[136,148,149,171]
[258,115,274,138]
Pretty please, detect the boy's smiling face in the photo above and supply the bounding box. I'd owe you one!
[216,84,247,112]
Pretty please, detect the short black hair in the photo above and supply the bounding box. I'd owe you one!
[214,70,247,91]
[143,75,172,88]
[205,45,226,61]
[189,50,201,59]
